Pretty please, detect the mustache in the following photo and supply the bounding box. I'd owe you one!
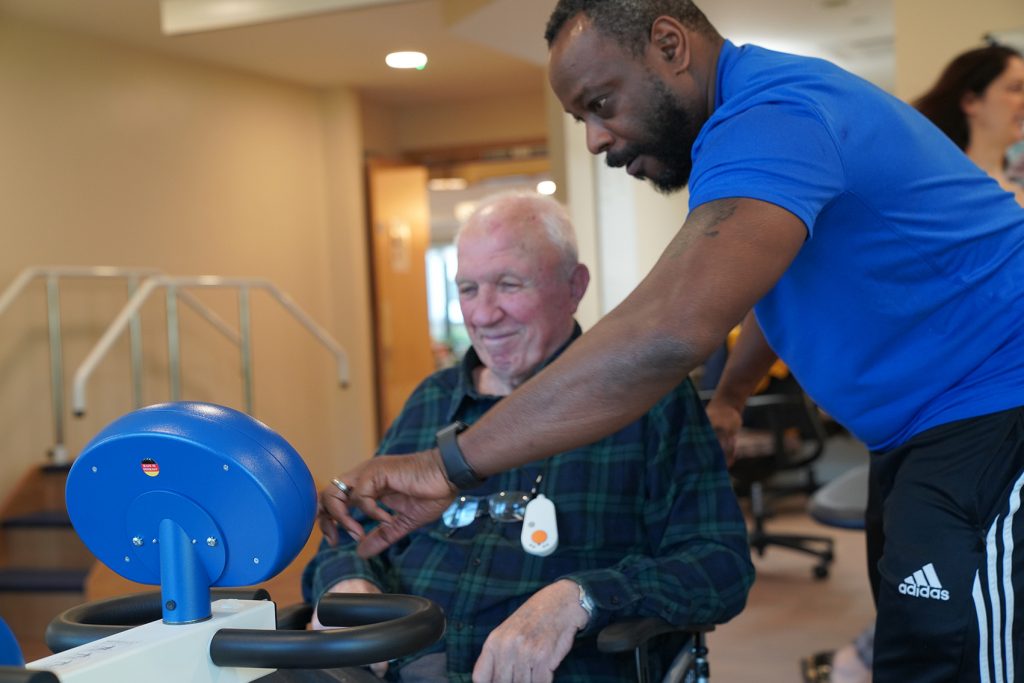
[605,147,637,169]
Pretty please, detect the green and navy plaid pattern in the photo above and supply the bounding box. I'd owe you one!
[304,326,754,682]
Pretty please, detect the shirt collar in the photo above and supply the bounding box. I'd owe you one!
[446,321,583,422]
[714,39,738,110]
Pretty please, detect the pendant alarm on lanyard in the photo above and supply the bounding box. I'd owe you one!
[521,494,558,556]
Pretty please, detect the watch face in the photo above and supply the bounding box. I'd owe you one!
[578,584,594,615]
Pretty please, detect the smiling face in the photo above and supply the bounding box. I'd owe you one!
[548,14,705,193]
[964,55,1024,149]
[455,198,587,394]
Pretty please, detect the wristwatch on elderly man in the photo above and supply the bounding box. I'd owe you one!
[577,582,595,622]
[435,421,486,490]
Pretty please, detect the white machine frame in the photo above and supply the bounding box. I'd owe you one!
[26,599,275,683]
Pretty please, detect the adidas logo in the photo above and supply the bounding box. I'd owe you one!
[898,563,950,601]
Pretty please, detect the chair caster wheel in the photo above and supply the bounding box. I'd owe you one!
[813,565,829,580]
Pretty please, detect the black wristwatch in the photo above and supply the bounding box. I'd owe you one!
[436,421,486,490]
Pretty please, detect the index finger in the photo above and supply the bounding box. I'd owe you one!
[318,485,393,545]
[355,510,423,559]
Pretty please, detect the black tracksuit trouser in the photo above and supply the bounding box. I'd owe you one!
[867,406,1024,682]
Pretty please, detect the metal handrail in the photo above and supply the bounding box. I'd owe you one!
[72,275,349,417]
[0,267,239,464]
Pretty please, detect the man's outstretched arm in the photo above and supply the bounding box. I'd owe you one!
[324,197,807,556]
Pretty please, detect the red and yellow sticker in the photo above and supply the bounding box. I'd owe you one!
[141,458,160,477]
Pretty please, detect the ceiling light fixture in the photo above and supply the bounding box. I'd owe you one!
[536,180,557,196]
[386,51,428,70]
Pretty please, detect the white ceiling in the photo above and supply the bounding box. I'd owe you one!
[0,0,896,104]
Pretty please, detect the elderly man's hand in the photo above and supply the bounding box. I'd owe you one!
[471,579,589,683]
[318,449,458,558]
[703,398,743,467]
[312,579,390,678]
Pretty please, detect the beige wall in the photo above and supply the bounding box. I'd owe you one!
[894,0,1024,100]
[0,16,376,504]
[360,98,402,158]
[394,90,547,151]
[320,88,379,478]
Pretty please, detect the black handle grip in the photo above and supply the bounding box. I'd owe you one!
[45,588,270,653]
[211,593,445,669]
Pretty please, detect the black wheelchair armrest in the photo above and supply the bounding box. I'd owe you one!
[597,617,714,653]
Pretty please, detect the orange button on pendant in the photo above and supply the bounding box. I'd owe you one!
[531,530,548,544]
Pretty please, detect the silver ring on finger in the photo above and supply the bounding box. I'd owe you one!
[331,478,352,496]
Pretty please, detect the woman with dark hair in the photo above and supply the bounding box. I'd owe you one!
[915,44,1024,206]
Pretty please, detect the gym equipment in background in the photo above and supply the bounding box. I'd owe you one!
[0,402,444,683]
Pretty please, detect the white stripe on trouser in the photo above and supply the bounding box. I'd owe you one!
[1001,471,1024,682]
[976,469,1024,683]
[975,572,991,683]
[987,519,1003,683]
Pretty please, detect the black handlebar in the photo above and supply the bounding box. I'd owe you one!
[212,593,445,669]
[42,590,444,671]
[44,589,270,653]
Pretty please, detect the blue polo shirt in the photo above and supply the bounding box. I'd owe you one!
[689,41,1024,451]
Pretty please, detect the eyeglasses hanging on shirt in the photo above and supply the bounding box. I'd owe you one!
[442,473,544,529]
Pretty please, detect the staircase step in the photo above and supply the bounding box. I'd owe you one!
[1,467,70,525]
[0,527,92,571]
[0,588,84,650]
[1,510,71,529]
[0,569,88,593]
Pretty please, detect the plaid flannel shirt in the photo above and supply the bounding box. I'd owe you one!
[303,325,753,681]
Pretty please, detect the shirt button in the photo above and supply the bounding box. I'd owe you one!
[611,596,621,605]
[472,558,482,567]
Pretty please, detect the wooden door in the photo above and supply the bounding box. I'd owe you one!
[367,163,436,435]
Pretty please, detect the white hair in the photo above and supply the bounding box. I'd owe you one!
[455,191,579,275]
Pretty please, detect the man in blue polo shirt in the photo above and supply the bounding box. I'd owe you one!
[323,2,1024,681]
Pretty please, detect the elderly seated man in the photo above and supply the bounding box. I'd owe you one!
[303,191,753,682]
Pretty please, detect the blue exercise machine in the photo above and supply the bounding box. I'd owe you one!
[0,402,444,683]
[0,618,23,668]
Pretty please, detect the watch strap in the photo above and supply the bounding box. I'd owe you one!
[436,421,485,490]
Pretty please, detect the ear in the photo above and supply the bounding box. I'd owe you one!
[648,16,690,73]
[568,263,590,309]
[960,91,980,118]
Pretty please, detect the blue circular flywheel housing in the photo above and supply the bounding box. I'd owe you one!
[0,616,23,666]
[66,402,317,587]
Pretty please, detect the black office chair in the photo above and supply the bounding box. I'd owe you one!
[728,390,835,579]
[277,604,713,683]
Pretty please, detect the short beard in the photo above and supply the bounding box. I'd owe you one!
[608,73,698,194]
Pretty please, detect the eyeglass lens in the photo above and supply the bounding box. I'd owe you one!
[442,491,531,529]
